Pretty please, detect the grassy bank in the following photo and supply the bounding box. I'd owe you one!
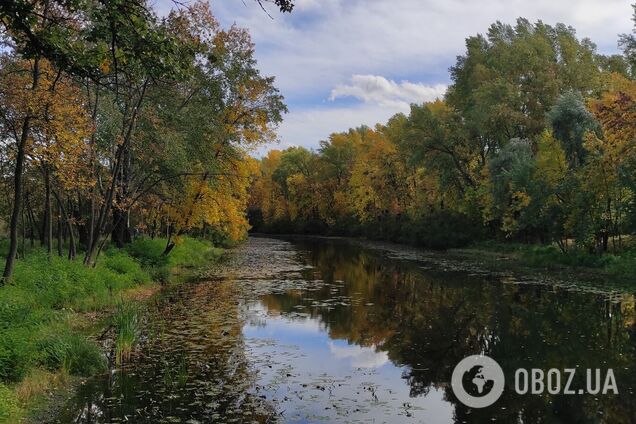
[0,237,222,423]
[454,241,636,281]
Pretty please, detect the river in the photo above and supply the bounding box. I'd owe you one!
[54,236,636,423]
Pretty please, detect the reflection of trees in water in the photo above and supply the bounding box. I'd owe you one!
[261,241,636,423]
[57,280,276,423]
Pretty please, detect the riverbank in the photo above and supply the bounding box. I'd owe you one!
[452,240,636,283]
[255,233,636,285]
[0,237,223,423]
[50,236,636,422]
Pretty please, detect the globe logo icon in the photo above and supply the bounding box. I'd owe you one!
[451,355,505,408]
[463,364,496,396]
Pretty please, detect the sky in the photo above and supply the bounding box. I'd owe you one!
[159,0,633,154]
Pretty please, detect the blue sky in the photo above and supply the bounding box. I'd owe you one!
[159,0,633,153]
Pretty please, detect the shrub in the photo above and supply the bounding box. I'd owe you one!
[102,250,150,285]
[126,238,168,268]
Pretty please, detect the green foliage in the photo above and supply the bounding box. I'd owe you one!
[547,91,598,168]
[0,248,150,386]
[407,211,486,249]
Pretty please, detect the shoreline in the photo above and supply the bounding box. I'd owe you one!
[251,233,636,289]
[0,238,223,424]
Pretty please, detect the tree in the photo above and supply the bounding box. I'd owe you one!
[619,3,636,76]
[582,74,636,251]
[447,19,602,150]
[547,91,598,168]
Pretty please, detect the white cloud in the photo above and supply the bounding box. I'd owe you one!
[208,0,631,97]
[157,0,633,150]
[254,102,406,155]
[330,75,446,108]
[329,342,389,368]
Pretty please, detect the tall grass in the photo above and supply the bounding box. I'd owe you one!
[0,383,19,422]
[0,247,149,422]
[0,236,221,423]
[113,302,140,365]
[127,237,222,282]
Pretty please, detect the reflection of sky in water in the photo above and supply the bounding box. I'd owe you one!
[244,302,454,423]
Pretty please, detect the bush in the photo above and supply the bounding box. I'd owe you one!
[127,237,220,274]
[102,250,150,284]
[126,238,169,268]
[407,211,485,249]
[523,245,616,268]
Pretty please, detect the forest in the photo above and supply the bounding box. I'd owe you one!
[249,11,636,261]
[0,0,290,279]
[1,0,636,422]
[0,1,289,420]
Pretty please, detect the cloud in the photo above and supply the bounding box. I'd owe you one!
[329,342,389,368]
[330,75,446,108]
[208,0,631,99]
[156,0,633,151]
[254,102,406,156]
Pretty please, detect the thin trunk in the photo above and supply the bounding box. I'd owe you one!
[84,80,147,265]
[27,200,40,246]
[53,191,76,260]
[57,217,63,256]
[161,222,175,256]
[44,165,53,255]
[20,197,26,258]
[86,83,99,259]
[3,57,40,280]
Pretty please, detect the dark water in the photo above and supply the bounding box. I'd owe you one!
[55,237,636,423]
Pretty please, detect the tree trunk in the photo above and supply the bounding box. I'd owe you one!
[84,79,147,266]
[161,222,175,256]
[20,198,26,258]
[3,57,39,280]
[111,207,132,248]
[53,191,77,260]
[57,213,63,256]
[44,165,53,255]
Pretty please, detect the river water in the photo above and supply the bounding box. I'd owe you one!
[55,236,636,423]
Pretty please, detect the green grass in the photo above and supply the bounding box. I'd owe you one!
[112,302,140,365]
[0,383,19,422]
[127,237,223,282]
[465,240,636,279]
[0,249,147,386]
[0,236,222,423]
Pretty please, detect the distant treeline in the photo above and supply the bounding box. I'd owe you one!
[249,15,636,251]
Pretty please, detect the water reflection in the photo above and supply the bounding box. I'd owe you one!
[56,237,636,423]
[250,238,636,423]
[55,280,276,423]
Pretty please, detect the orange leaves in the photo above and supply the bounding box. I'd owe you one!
[0,58,93,191]
[588,74,636,158]
[163,154,254,243]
